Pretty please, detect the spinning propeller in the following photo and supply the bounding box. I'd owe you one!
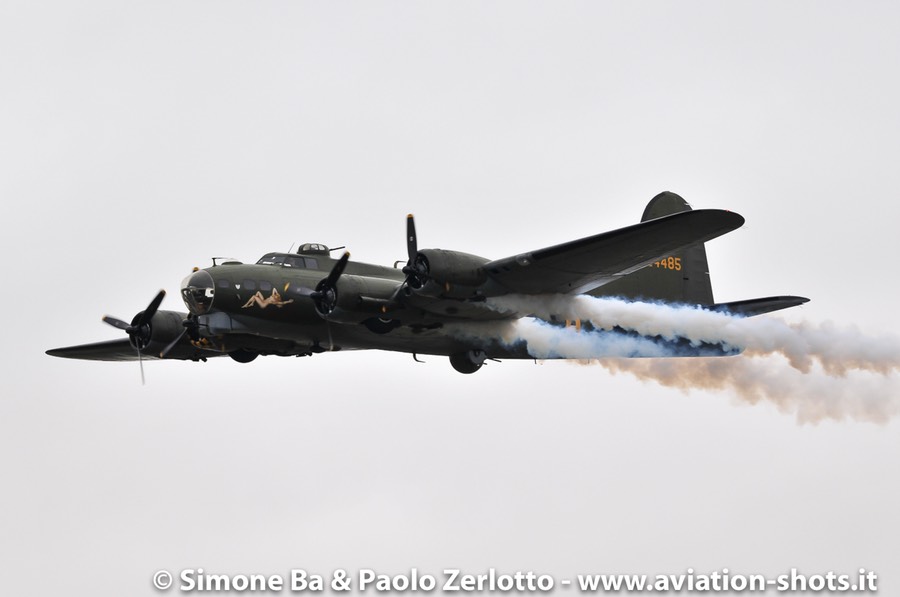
[280,251,351,318]
[308,251,350,317]
[291,216,426,315]
[102,290,166,384]
[279,251,351,352]
[158,316,199,360]
[401,214,428,289]
[101,289,199,382]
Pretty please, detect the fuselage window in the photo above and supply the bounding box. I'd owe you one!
[259,280,273,292]
[217,279,232,289]
[305,257,318,269]
[243,279,257,291]
[283,256,304,268]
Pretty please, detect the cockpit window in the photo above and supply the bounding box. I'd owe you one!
[257,253,285,265]
[257,253,317,269]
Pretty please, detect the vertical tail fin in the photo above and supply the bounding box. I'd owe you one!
[589,191,714,305]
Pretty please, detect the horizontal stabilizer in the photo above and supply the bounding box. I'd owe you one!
[711,295,810,317]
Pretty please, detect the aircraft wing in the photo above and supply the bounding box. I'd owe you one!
[45,339,222,361]
[46,339,150,361]
[483,209,745,294]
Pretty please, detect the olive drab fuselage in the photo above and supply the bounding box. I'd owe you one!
[47,193,810,373]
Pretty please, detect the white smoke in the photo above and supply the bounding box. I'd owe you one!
[454,295,900,424]
[460,317,676,360]
[598,355,899,424]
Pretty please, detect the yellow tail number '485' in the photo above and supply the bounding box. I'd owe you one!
[652,256,682,271]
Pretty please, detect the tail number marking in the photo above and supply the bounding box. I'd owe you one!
[651,256,682,271]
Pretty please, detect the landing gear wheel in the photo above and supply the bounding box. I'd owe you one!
[363,317,400,335]
[449,350,486,374]
[229,349,259,363]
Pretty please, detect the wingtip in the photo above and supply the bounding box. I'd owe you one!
[710,208,745,230]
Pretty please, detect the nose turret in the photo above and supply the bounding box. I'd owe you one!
[181,270,215,315]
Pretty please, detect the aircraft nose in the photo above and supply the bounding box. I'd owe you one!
[180,270,215,315]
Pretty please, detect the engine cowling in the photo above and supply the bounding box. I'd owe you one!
[133,310,195,359]
[410,249,489,298]
[314,274,401,324]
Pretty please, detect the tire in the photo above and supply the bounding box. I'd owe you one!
[449,350,485,374]
[363,317,400,335]
[229,349,259,363]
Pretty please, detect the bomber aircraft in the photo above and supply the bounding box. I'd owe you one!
[47,192,808,375]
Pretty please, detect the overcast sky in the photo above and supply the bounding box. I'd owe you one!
[2,2,899,596]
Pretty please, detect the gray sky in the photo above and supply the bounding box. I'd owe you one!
[2,2,899,595]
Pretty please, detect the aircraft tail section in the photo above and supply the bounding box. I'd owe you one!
[590,191,715,305]
[711,296,809,316]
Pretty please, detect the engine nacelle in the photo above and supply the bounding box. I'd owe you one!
[412,249,489,298]
[133,310,195,359]
[316,274,401,324]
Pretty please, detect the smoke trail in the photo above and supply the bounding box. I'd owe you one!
[458,317,678,359]
[488,295,900,376]
[597,356,899,424]
[469,295,900,424]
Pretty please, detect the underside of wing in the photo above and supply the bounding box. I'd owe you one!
[483,209,745,295]
[46,339,151,361]
[46,339,229,361]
